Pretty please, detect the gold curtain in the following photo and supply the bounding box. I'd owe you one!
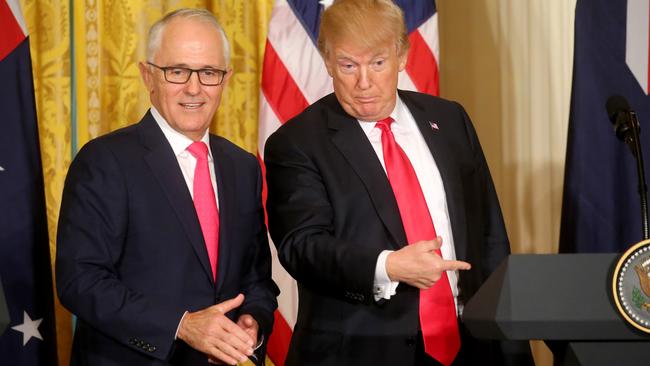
[20,1,274,365]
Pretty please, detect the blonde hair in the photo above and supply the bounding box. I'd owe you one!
[147,8,230,64]
[318,0,409,58]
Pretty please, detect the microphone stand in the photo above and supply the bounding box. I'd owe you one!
[627,111,649,240]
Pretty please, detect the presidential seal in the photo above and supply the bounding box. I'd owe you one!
[612,239,650,333]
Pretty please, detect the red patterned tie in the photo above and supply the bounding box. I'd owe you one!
[187,141,220,280]
[375,118,460,366]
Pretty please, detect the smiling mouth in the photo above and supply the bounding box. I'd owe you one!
[179,102,204,109]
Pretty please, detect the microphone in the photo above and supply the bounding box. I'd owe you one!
[606,95,636,145]
[605,95,649,240]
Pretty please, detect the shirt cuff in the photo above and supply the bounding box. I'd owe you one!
[175,311,188,340]
[373,250,399,301]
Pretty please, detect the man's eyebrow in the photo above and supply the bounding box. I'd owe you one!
[165,63,223,69]
[335,55,357,62]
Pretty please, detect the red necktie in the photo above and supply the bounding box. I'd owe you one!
[375,118,460,366]
[187,141,220,280]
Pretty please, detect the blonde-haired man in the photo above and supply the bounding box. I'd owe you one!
[265,0,531,365]
[57,9,278,366]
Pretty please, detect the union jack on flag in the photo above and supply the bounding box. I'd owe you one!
[257,1,440,364]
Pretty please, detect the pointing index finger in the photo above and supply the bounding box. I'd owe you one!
[441,259,471,271]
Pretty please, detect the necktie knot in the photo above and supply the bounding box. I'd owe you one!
[187,141,209,161]
[375,117,394,132]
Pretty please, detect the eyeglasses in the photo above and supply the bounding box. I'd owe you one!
[147,62,227,86]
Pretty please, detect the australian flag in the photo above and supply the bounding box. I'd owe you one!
[0,0,58,364]
[560,0,650,253]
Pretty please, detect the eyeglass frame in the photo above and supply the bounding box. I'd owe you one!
[146,62,228,86]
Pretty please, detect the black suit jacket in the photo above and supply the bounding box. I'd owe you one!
[56,111,279,366]
[264,91,517,365]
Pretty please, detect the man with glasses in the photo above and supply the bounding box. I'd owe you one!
[56,8,278,366]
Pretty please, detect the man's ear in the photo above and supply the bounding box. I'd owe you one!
[138,62,153,92]
[397,50,408,72]
[221,67,233,88]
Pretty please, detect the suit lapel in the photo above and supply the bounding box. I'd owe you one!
[399,92,468,261]
[138,113,215,284]
[326,98,407,248]
[210,136,235,294]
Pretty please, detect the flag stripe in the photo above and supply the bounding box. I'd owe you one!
[397,70,418,91]
[625,0,650,94]
[258,95,283,157]
[266,310,292,366]
[261,40,310,125]
[0,0,26,61]
[6,0,27,35]
[418,14,440,67]
[406,30,439,96]
[266,3,333,104]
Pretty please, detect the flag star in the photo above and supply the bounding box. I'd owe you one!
[11,311,43,346]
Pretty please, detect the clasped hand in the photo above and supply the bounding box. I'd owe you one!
[386,237,471,289]
[177,293,259,365]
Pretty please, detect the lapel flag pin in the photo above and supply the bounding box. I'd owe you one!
[429,121,439,130]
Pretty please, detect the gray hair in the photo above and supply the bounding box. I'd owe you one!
[146,8,230,65]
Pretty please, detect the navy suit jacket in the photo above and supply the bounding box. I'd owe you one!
[265,91,522,365]
[56,111,278,365]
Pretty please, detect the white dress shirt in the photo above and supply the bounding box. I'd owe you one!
[358,96,459,312]
[150,107,219,207]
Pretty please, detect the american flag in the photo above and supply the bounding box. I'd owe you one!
[257,1,440,364]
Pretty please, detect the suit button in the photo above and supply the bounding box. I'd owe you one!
[406,336,416,347]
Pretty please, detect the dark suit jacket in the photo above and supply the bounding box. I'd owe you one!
[56,111,279,366]
[264,91,519,365]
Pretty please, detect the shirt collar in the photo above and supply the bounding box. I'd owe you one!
[150,106,212,160]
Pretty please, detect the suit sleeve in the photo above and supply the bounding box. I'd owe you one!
[264,130,382,301]
[56,140,183,360]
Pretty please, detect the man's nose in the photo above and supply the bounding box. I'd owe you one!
[357,67,371,90]
[184,71,202,94]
